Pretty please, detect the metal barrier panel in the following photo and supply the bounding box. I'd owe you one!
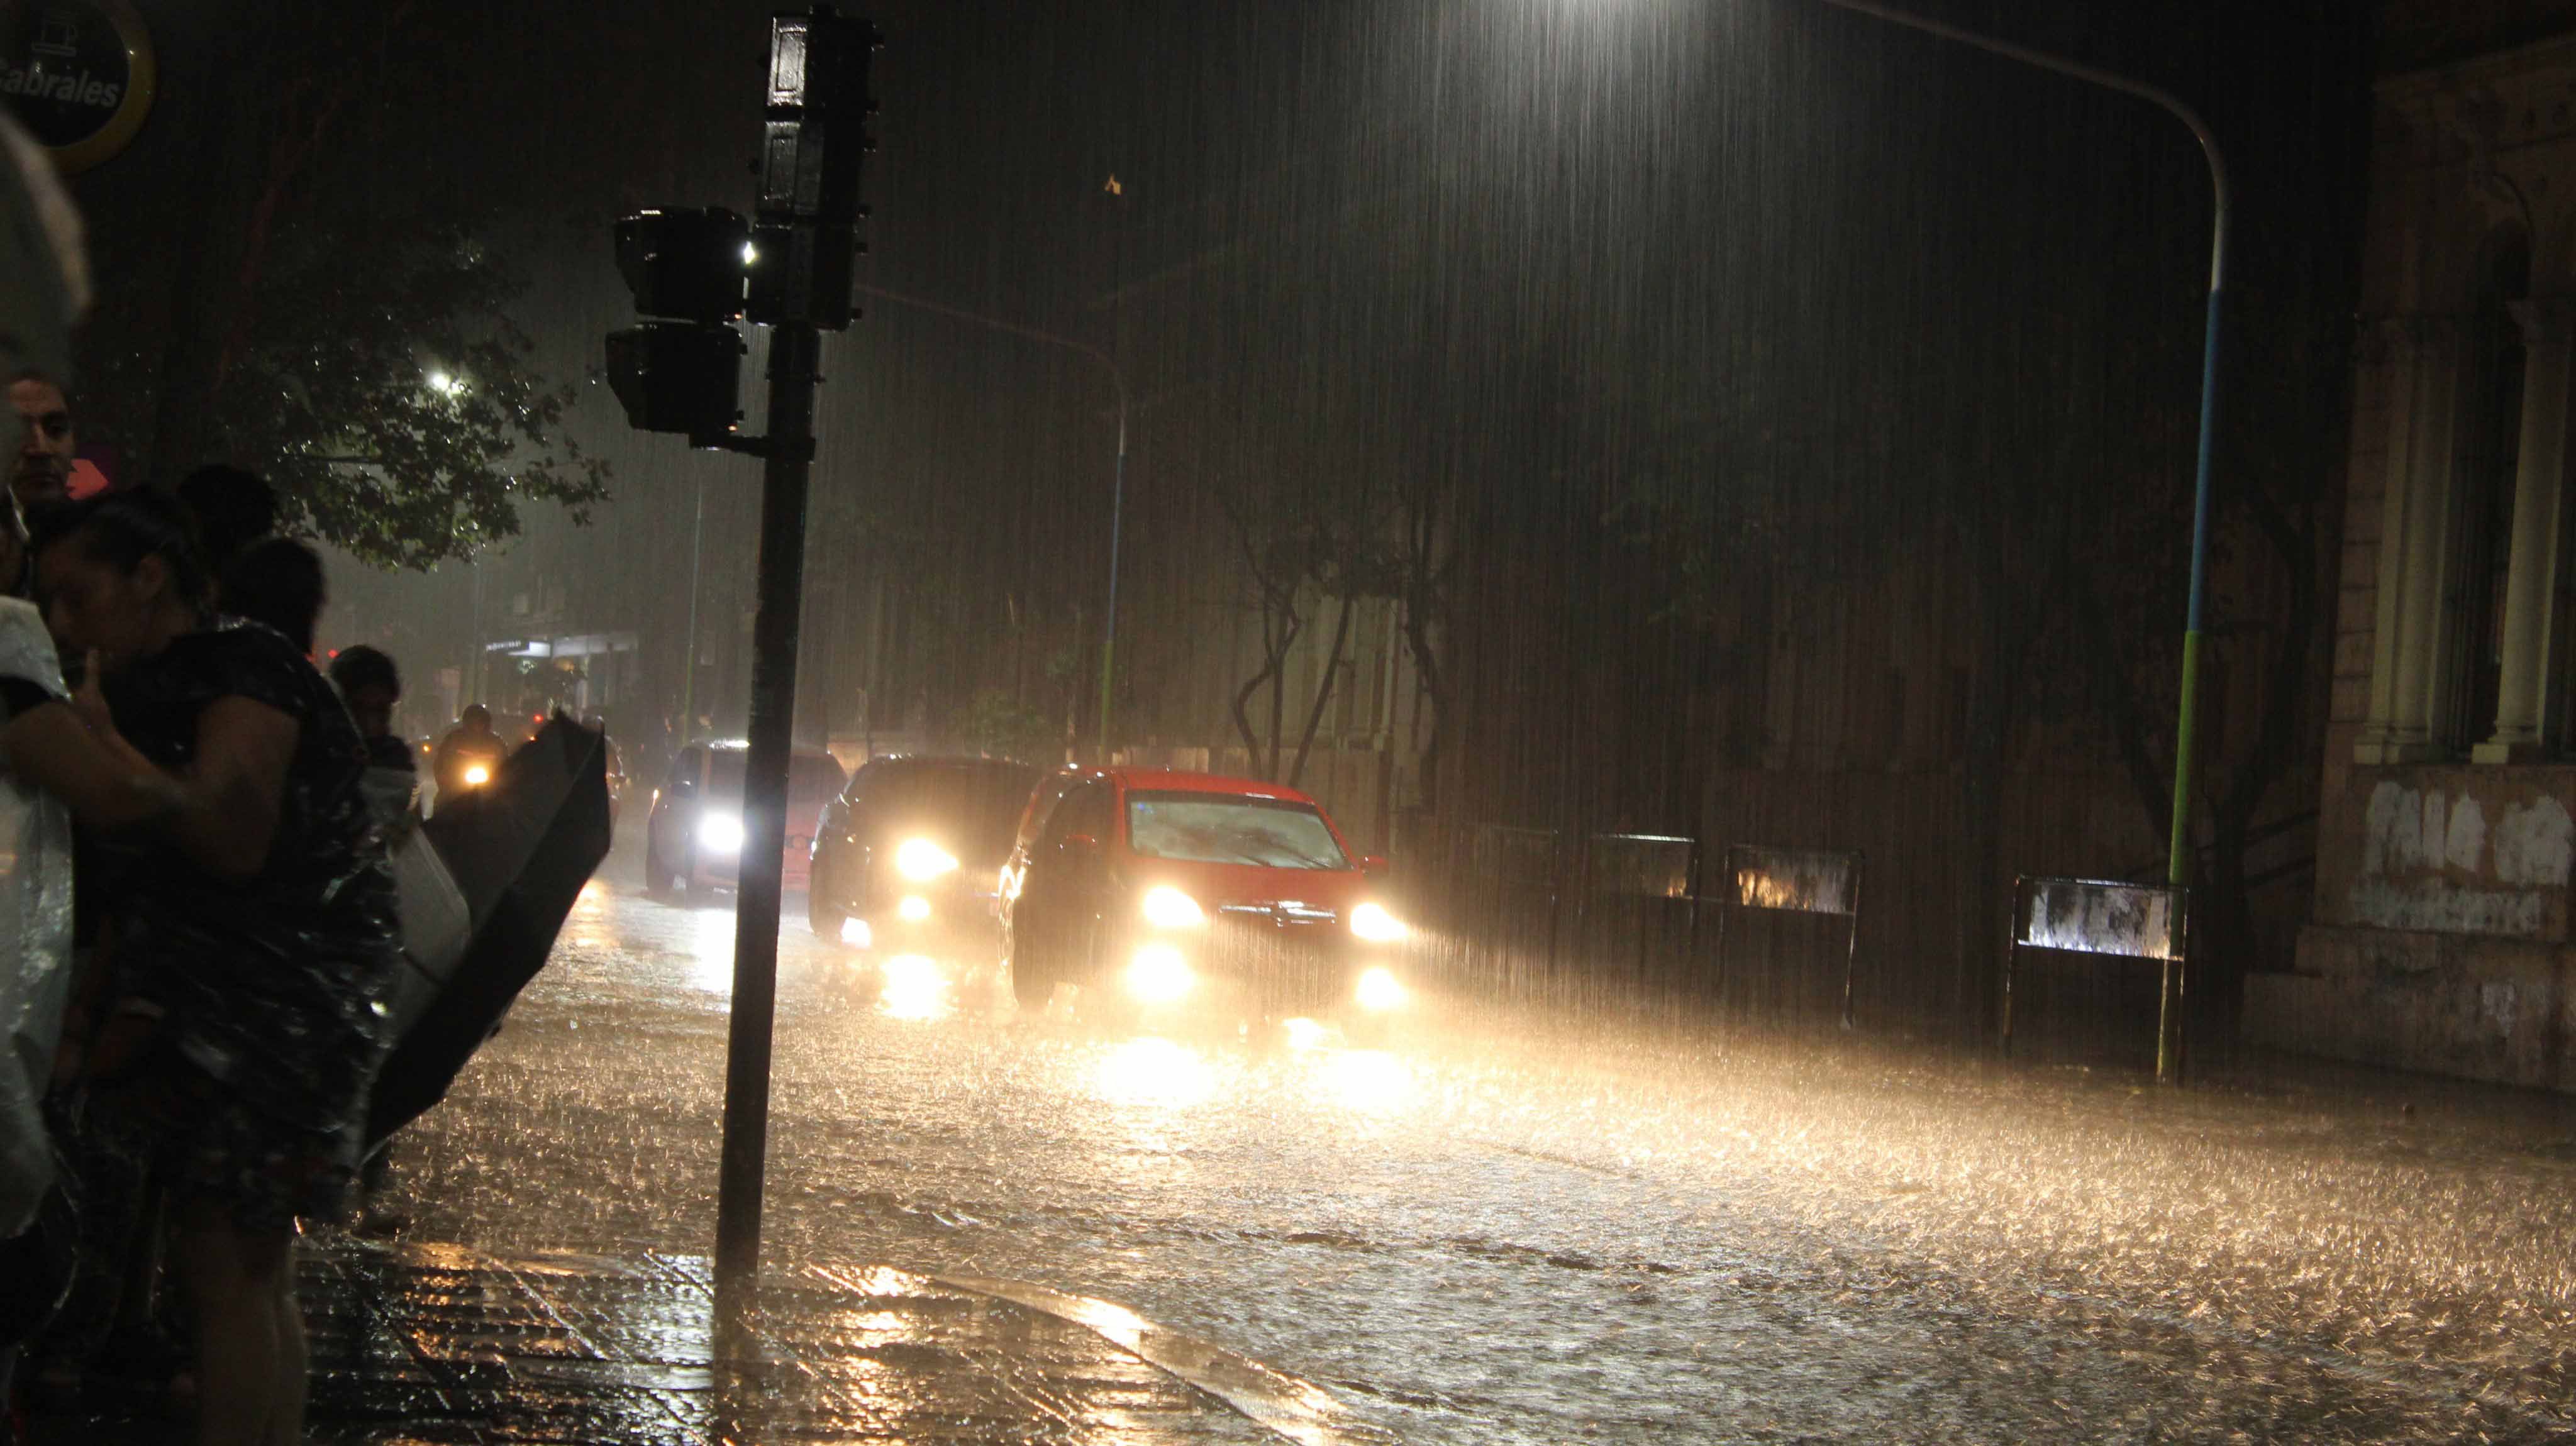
[1577,834,1697,1000]
[1713,845,1864,1027]
[1464,825,1564,1005]
[2017,877,2180,960]
[2004,876,2189,1084]
[1724,845,1859,917]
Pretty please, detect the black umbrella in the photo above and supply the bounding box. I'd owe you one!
[366,714,612,1149]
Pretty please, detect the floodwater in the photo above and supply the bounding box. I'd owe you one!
[380,859,2576,1443]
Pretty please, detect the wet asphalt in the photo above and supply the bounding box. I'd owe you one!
[370,836,2576,1444]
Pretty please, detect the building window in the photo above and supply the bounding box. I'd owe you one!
[2441,229,2528,753]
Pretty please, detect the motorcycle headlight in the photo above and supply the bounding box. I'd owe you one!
[1350,902,1407,943]
[698,813,745,854]
[1141,885,1206,929]
[460,763,491,788]
[896,837,958,881]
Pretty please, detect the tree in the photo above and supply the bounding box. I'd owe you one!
[204,211,609,568]
[1218,475,1322,780]
[74,0,608,568]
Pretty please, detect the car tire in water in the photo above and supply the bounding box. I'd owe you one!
[1008,914,1053,1012]
[808,846,847,941]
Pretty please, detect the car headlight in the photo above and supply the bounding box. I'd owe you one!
[460,763,491,788]
[698,812,745,853]
[1141,885,1206,929]
[897,895,932,923]
[896,837,958,881]
[1350,902,1407,942]
[1355,966,1407,1012]
[1126,944,1194,1003]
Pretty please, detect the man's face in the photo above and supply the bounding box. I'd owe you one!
[9,378,74,509]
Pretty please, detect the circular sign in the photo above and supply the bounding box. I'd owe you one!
[0,0,155,174]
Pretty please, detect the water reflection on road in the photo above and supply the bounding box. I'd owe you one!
[381,873,2576,1443]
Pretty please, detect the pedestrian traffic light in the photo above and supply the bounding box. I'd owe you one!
[605,325,744,448]
[744,5,879,330]
[616,208,751,324]
[606,207,752,446]
[745,221,858,331]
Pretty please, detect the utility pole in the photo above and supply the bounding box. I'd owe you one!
[602,4,879,1323]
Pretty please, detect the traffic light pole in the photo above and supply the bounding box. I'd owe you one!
[714,321,820,1317]
[606,6,875,1332]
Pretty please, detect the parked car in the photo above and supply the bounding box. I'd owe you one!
[644,741,847,897]
[807,754,1042,953]
[999,768,1410,1021]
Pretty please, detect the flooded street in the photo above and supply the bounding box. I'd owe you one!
[371,850,2576,1444]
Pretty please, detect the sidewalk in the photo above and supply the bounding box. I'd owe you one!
[30,1234,1291,1445]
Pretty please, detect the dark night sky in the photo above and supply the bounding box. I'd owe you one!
[66,0,2368,796]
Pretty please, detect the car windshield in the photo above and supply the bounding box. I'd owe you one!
[1124,791,1350,870]
[708,751,846,803]
[857,762,1041,864]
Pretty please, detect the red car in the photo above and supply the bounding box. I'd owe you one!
[999,768,1411,1020]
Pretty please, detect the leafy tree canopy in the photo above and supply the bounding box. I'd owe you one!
[210,212,608,569]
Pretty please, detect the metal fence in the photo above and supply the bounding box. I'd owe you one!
[1421,824,1863,1029]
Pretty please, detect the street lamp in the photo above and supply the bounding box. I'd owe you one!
[853,282,1129,763]
[1806,0,2229,1081]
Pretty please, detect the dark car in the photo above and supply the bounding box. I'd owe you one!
[999,768,1410,1021]
[806,754,1042,954]
[644,741,847,897]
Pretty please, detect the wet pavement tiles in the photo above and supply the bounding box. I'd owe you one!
[33,1234,1277,1445]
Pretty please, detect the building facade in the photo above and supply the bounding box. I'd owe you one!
[2260,23,2576,1089]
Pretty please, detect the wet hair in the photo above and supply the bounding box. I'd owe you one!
[30,488,213,613]
[219,536,325,654]
[329,643,400,702]
[174,465,275,568]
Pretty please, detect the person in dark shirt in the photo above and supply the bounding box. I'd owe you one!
[173,465,275,573]
[31,490,398,1446]
[328,646,413,775]
[218,536,325,657]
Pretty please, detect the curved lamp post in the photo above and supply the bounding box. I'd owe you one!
[1808,1,2229,1079]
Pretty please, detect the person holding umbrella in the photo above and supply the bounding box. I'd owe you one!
[31,490,399,1446]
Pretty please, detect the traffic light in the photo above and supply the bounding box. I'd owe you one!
[745,6,879,329]
[616,207,750,323]
[606,207,751,447]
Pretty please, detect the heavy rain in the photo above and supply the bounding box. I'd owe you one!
[8,0,2576,1443]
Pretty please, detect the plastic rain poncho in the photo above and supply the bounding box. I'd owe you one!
[0,599,75,1237]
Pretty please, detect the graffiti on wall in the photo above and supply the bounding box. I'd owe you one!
[2351,781,2573,936]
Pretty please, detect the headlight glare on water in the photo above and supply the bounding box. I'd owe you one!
[1355,966,1408,1012]
[1140,885,1206,929]
[1350,902,1407,943]
[896,837,958,881]
[1125,944,1194,1003]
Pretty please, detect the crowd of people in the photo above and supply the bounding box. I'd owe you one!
[0,114,458,1446]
